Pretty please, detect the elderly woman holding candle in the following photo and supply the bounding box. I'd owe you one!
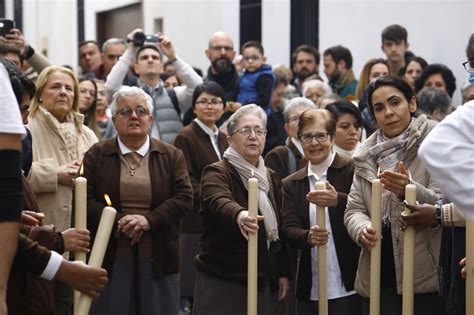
[26,65,98,313]
[344,75,443,315]
[281,108,361,314]
[173,81,228,307]
[193,104,290,315]
[83,85,193,314]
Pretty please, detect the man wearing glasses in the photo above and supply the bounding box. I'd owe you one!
[205,31,241,110]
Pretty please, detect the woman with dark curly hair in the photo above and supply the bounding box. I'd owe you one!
[414,63,456,98]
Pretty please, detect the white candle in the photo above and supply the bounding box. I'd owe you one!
[74,174,87,314]
[247,176,258,315]
[316,180,328,315]
[75,204,117,315]
[402,184,416,315]
[370,177,382,315]
[466,218,474,315]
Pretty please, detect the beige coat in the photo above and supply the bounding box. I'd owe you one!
[344,115,441,297]
[27,106,97,233]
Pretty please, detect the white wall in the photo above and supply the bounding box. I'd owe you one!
[142,0,240,74]
[262,0,290,67]
[320,0,474,105]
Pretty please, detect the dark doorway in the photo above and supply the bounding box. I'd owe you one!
[240,0,262,50]
[290,0,319,65]
[96,3,143,48]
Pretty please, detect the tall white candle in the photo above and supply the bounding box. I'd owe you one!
[370,177,382,315]
[74,173,87,314]
[316,180,328,315]
[402,184,416,315]
[75,202,117,315]
[247,176,259,315]
[466,218,474,315]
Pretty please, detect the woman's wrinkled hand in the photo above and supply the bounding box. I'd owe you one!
[57,161,81,186]
[307,225,329,247]
[236,210,264,241]
[306,181,338,207]
[360,226,379,250]
[117,214,150,245]
[62,228,90,253]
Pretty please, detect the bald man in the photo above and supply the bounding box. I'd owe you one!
[205,31,240,103]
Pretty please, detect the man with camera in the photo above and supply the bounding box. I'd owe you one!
[106,28,202,144]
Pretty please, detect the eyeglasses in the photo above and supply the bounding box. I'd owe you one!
[195,99,223,107]
[232,127,267,137]
[210,45,233,52]
[242,55,261,62]
[115,107,150,118]
[462,59,474,73]
[300,132,329,144]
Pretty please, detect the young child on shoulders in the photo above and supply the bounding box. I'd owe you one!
[237,41,275,116]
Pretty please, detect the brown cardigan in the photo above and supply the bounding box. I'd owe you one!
[264,140,306,183]
[281,153,360,301]
[83,137,193,277]
[194,158,291,291]
[173,121,228,233]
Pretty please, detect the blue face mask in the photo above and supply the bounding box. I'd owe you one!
[469,71,474,85]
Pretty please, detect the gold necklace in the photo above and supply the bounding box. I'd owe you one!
[123,153,144,176]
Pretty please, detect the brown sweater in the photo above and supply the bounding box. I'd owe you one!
[194,159,291,291]
[83,137,193,277]
[174,121,228,233]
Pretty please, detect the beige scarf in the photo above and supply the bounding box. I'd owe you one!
[223,147,279,242]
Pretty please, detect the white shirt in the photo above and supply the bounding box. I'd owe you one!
[194,118,222,160]
[419,101,474,220]
[307,152,356,300]
[290,137,304,156]
[117,135,150,156]
[0,63,26,136]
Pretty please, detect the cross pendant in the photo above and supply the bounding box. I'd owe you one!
[129,170,135,176]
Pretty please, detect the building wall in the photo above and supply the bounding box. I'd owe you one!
[6,0,474,104]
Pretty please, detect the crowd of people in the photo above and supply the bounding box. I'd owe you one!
[0,22,473,315]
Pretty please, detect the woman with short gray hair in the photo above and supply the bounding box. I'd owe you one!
[193,104,290,314]
[265,97,315,182]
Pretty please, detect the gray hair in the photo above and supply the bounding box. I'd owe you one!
[227,104,267,135]
[283,97,315,122]
[110,86,154,115]
[102,38,127,53]
[302,79,332,98]
[417,87,452,116]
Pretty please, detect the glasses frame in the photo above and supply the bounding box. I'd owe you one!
[115,107,150,118]
[463,59,474,73]
[300,132,330,144]
[195,99,224,107]
[232,127,267,137]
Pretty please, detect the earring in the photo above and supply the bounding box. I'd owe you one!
[39,98,42,103]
